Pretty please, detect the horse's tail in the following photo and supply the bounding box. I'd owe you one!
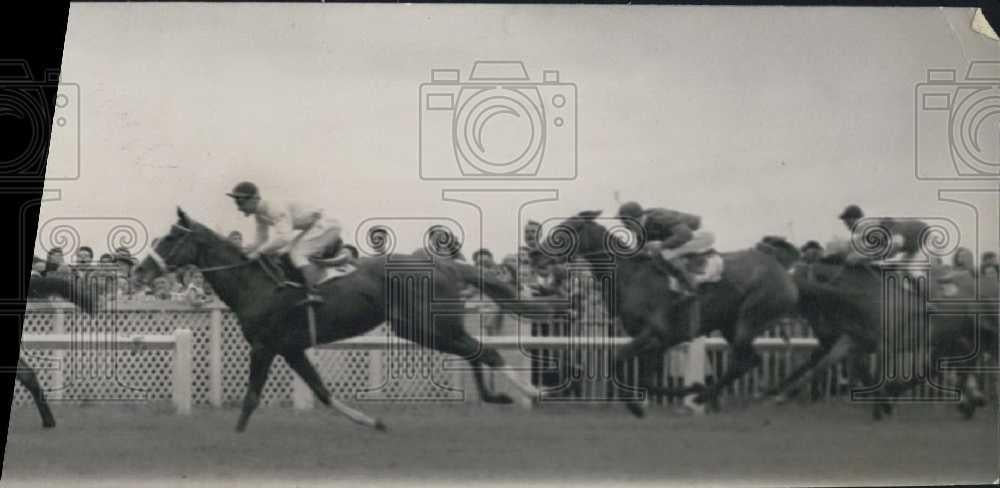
[28,275,102,314]
[455,263,563,316]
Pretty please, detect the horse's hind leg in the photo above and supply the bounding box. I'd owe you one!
[767,341,831,402]
[16,357,55,428]
[407,315,535,405]
[235,343,276,433]
[282,349,386,430]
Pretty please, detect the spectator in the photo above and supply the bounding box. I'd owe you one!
[98,253,114,265]
[531,252,568,298]
[165,271,184,294]
[30,255,46,278]
[517,249,541,296]
[75,246,93,266]
[495,254,517,285]
[180,267,212,307]
[146,276,176,301]
[792,241,823,282]
[113,247,138,298]
[981,251,999,277]
[524,220,542,251]
[472,248,495,270]
[228,231,243,248]
[368,226,391,256]
[937,247,976,298]
[45,247,71,277]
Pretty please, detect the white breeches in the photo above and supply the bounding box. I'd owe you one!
[287,218,341,267]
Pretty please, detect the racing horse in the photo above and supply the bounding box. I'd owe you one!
[133,209,553,433]
[770,257,999,420]
[542,210,801,417]
[15,274,103,428]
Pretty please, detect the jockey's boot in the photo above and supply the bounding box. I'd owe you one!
[298,264,325,305]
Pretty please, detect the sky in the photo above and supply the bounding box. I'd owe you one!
[35,5,1000,263]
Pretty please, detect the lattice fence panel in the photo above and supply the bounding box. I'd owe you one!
[14,304,212,409]
[12,310,58,410]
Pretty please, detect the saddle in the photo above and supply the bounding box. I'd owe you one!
[262,239,356,287]
[309,238,352,267]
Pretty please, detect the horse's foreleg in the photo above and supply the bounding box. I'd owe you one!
[693,341,762,410]
[236,344,276,433]
[16,357,55,428]
[766,340,832,401]
[282,349,387,431]
[772,334,856,401]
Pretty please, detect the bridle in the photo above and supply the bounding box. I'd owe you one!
[147,224,254,275]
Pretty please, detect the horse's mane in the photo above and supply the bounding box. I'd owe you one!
[189,219,246,257]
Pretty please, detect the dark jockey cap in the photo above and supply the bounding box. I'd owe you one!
[227,181,259,200]
[839,204,863,220]
[800,240,823,252]
[617,201,644,219]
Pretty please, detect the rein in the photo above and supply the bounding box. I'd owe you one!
[149,224,282,284]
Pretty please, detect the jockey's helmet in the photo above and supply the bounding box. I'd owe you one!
[617,201,644,219]
[838,204,863,221]
[227,181,259,200]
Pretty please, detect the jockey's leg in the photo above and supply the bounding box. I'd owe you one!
[290,224,341,304]
[660,231,717,295]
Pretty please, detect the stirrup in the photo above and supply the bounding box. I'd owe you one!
[297,289,325,306]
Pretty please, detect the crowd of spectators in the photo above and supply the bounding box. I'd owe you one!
[31,244,218,308]
[30,223,1000,312]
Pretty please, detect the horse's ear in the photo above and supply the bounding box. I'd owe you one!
[577,210,602,220]
[177,207,190,226]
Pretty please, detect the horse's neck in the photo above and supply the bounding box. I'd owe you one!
[582,253,647,304]
[198,253,278,312]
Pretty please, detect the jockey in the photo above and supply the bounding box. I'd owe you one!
[227,181,342,304]
[837,204,928,265]
[617,201,716,295]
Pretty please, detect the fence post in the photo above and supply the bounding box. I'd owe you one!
[173,328,193,415]
[50,305,65,401]
[683,337,707,415]
[292,350,316,410]
[208,308,222,408]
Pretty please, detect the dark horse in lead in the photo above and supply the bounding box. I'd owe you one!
[134,209,551,432]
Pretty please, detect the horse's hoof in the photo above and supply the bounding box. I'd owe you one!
[42,420,55,429]
[881,402,894,416]
[957,402,975,420]
[872,405,883,421]
[485,393,515,405]
[625,401,646,418]
[771,393,790,406]
[971,395,987,408]
[374,419,388,432]
[671,404,695,416]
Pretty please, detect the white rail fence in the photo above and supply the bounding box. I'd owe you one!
[13,301,993,414]
[19,330,193,415]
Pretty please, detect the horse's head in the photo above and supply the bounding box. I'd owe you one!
[542,210,638,264]
[134,208,241,285]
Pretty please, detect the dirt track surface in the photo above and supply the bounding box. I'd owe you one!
[3,401,998,486]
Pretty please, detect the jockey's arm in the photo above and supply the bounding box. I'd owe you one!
[660,223,693,250]
[253,213,294,256]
